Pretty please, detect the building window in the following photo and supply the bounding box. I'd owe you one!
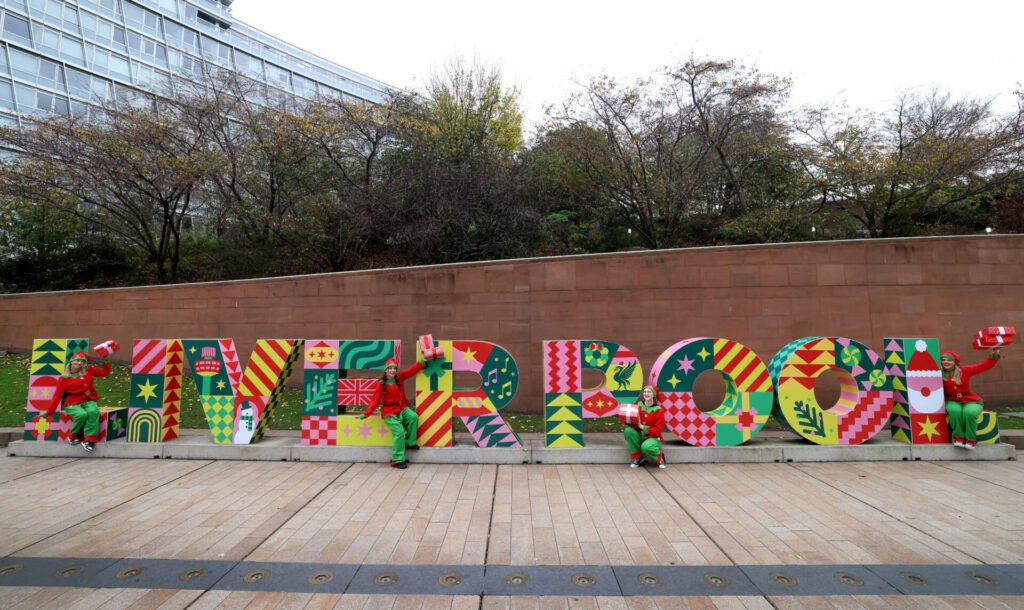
[3,13,33,46]
[78,0,122,20]
[0,79,15,111]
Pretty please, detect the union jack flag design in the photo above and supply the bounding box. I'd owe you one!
[337,378,378,407]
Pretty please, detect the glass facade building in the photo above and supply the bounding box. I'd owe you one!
[0,0,391,125]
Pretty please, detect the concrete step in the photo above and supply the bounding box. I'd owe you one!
[6,432,1015,463]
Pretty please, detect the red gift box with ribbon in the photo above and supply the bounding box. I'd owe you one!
[618,403,640,427]
[94,340,120,358]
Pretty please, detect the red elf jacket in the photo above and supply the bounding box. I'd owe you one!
[942,355,998,404]
[638,402,665,440]
[363,362,424,419]
[46,362,111,416]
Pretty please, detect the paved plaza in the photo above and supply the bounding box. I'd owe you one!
[1,445,1024,608]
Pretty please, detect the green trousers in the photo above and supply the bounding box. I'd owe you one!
[385,407,418,463]
[65,401,101,441]
[624,426,661,462]
[946,400,983,441]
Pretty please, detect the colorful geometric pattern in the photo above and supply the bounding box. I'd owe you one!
[885,337,946,444]
[545,393,583,448]
[416,389,453,447]
[201,395,234,444]
[771,337,894,445]
[301,338,401,446]
[162,340,183,441]
[99,406,128,441]
[128,408,162,443]
[240,339,304,444]
[542,340,643,447]
[463,413,522,447]
[649,337,772,446]
[912,413,950,444]
[976,411,1001,444]
[446,339,522,448]
[301,415,337,446]
[337,414,391,446]
[23,338,81,442]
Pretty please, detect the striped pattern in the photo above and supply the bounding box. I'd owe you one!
[416,390,453,447]
[713,338,772,392]
[453,392,495,416]
[238,340,295,398]
[131,339,167,374]
[250,340,303,444]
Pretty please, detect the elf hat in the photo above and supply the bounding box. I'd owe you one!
[940,351,960,364]
[69,351,89,363]
[384,358,398,370]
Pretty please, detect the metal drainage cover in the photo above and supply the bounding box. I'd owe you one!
[56,566,82,579]
[0,564,23,577]
[373,572,398,587]
[638,573,662,587]
[243,569,270,584]
[770,572,797,586]
[835,572,863,587]
[180,567,207,582]
[116,566,144,580]
[308,570,333,586]
[505,573,529,586]
[704,573,729,588]
[901,572,928,585]
[438,572,463,588]
[572,573,596,587]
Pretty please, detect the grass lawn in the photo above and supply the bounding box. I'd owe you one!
[2,353,1021,433]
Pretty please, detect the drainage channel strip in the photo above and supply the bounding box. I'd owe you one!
[1,558,1023,596]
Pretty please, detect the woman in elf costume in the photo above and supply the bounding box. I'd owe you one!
[44,351,111,453]
[362,357,428,469]
[624,384,667,469]
[941,347,1001,449]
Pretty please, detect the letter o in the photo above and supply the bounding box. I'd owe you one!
[649,337,774,446]
[768,337,894,445]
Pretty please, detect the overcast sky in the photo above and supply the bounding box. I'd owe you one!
[231,0,1022,135]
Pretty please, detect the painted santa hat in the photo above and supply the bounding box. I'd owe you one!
[907,340,940,376]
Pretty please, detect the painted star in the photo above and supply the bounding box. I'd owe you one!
[136,379,159,403]
[461,348,477,362]
[696,347,711,361]
[216,380,226,390]
[666,374,682,389]
[917,417,942,441]
[189,346,197,354]
[677,355,696,374]
[358,423,373,439]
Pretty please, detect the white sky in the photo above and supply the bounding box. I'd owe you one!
[231,0,1022,136]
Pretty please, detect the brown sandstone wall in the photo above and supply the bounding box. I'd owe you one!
[1,235,1022,409]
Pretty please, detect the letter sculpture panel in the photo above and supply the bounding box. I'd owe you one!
[650,338,774,446]
[769,337,893,445]
[542,340,644,447]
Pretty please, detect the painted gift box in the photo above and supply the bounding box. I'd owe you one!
[418,334,445,360]
[981,326,1017,338]
[618,403,640,427]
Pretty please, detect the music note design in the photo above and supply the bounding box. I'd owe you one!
[483,368,498,386]
[500,357,510,373]
[497,380,513,399]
